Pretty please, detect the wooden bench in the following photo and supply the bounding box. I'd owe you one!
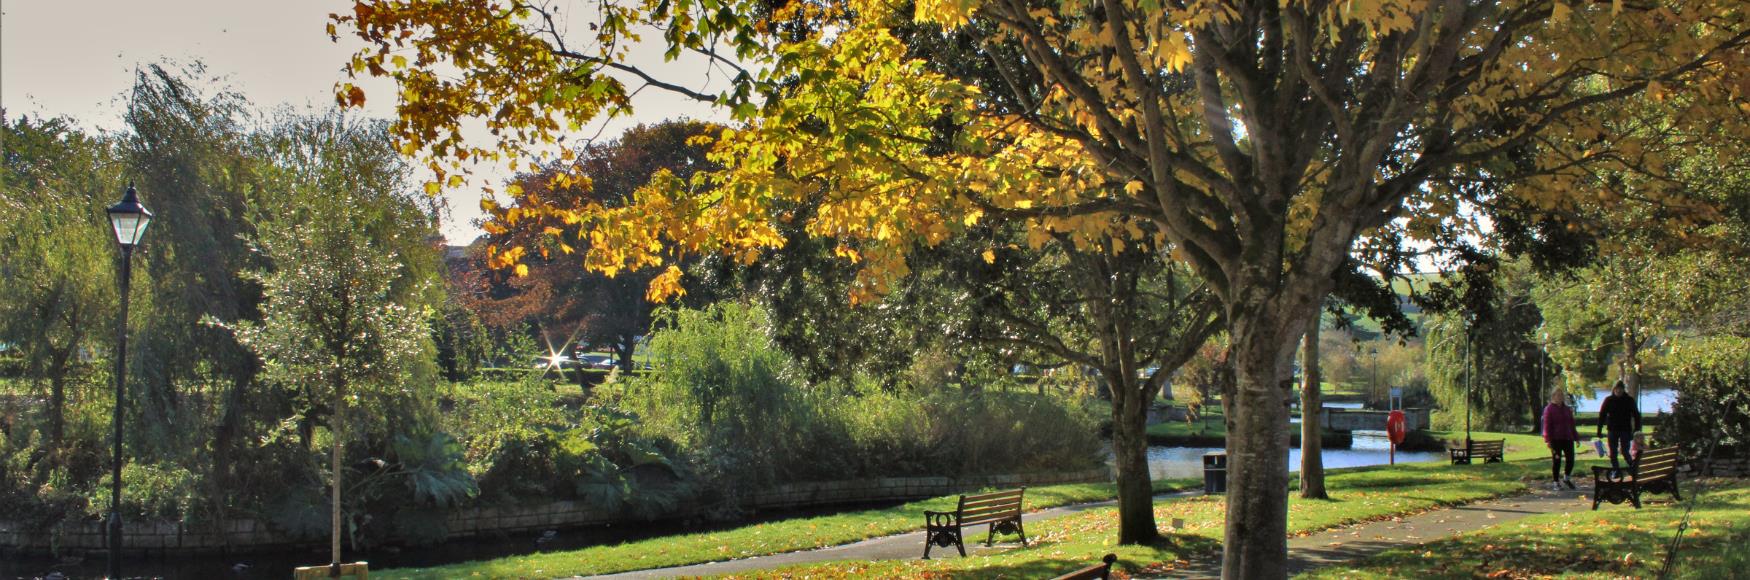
[1050,553,1118,580]
[923,487,1027,558]
[1448,439,1505,464]
[1593,445,1682,510]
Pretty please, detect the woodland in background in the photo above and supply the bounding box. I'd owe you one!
[0,66,1103,550]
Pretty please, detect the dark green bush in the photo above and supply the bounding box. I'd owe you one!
[617,303,1104,515]
[1658,336,1750,459]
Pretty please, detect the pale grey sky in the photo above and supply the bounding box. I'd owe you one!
[1,0,723,242]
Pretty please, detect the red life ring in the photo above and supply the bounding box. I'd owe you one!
[1386,410,1408,445]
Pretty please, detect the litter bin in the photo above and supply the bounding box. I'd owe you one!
[1203,451,1227,494]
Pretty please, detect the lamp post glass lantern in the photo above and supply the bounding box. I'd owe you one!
[106,182,151,580]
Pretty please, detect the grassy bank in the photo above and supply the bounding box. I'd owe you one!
[381,431,1562,579]
[375,478,1197,580]
[752,432,1547,578]
[1300,479,1750,579]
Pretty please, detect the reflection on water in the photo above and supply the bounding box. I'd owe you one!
[1146,432,1440,480]
[1569,388,1674,414]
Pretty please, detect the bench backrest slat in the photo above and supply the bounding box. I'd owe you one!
[961,505,1022,522]
[962,489,1024,503]
[1635,447,1679,479]
[955,488,1024,524]
[962,496,1023,510]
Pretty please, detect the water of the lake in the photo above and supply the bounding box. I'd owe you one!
[1570,387,1675,414]
[1146,431,1440,480]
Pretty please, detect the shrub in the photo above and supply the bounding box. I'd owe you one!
[620,302,1104,514]
[445,378,693,515]
[1658,336,1750,460]
[88,461,200,521]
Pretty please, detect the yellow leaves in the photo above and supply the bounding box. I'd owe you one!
[912,0,982,28]
[423,181,440,195]
[1026,225,1053,249]
[514,263,529,277]
[1152,32,1193,74]
[337,83,366,108]
[981,248,996,264]
[1551,1,1572,22]
[1124,180,1146,195]
[645,265,686,302]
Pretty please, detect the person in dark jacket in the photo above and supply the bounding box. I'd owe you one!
[1596,380,1642,474]
[1543,389,1580,490]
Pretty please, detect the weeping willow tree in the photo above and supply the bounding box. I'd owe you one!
[1426,261,1562,434]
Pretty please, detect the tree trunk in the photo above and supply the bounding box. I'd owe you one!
[331,377,346,573]
[1621,326,1642,398]
[45,341,77,454]
[1110,372,1159,544]
[1299,314,1327,500]
[208,377,249,546]
[48,374,66,452]
[1222,315,1296,579]
[617,333,637,373]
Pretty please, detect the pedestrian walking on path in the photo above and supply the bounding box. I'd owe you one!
[1543,389,1580,490]
[1596,380,1642,476]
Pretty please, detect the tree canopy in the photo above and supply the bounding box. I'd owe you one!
[335,0,1750,575]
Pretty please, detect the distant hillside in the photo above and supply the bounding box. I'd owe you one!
[1342,271,1451,338]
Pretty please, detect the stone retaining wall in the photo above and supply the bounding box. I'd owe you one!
[0,467,1111,555]
[1681,452,1750,478]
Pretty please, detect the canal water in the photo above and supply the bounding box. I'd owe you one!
[0,499,907,580]
[1146,431,1441,480]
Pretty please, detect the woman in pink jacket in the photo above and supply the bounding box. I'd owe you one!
[1542,389,1580,490]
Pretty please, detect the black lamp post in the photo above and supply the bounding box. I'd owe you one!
[106,182,152,580]
[1464,319,1473,447]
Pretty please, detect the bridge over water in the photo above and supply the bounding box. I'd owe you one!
[1311,408,1431,432]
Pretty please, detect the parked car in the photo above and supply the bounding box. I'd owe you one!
[575,353,617,370]
[532,355,577,370]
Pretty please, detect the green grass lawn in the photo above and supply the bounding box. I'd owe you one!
[376,431,1575,579]
[1299,479,1750,579]
[744,433,1548,578]
[374,478,1199,580]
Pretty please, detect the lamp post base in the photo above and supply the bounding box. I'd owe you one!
[106,510,122,579]
[293,562,369,579]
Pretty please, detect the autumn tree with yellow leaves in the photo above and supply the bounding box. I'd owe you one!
[334,0,1750,576]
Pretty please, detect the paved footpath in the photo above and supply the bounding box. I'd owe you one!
[586,485,1595,579]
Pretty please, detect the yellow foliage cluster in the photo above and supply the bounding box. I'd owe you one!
[335,0,1750,304]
